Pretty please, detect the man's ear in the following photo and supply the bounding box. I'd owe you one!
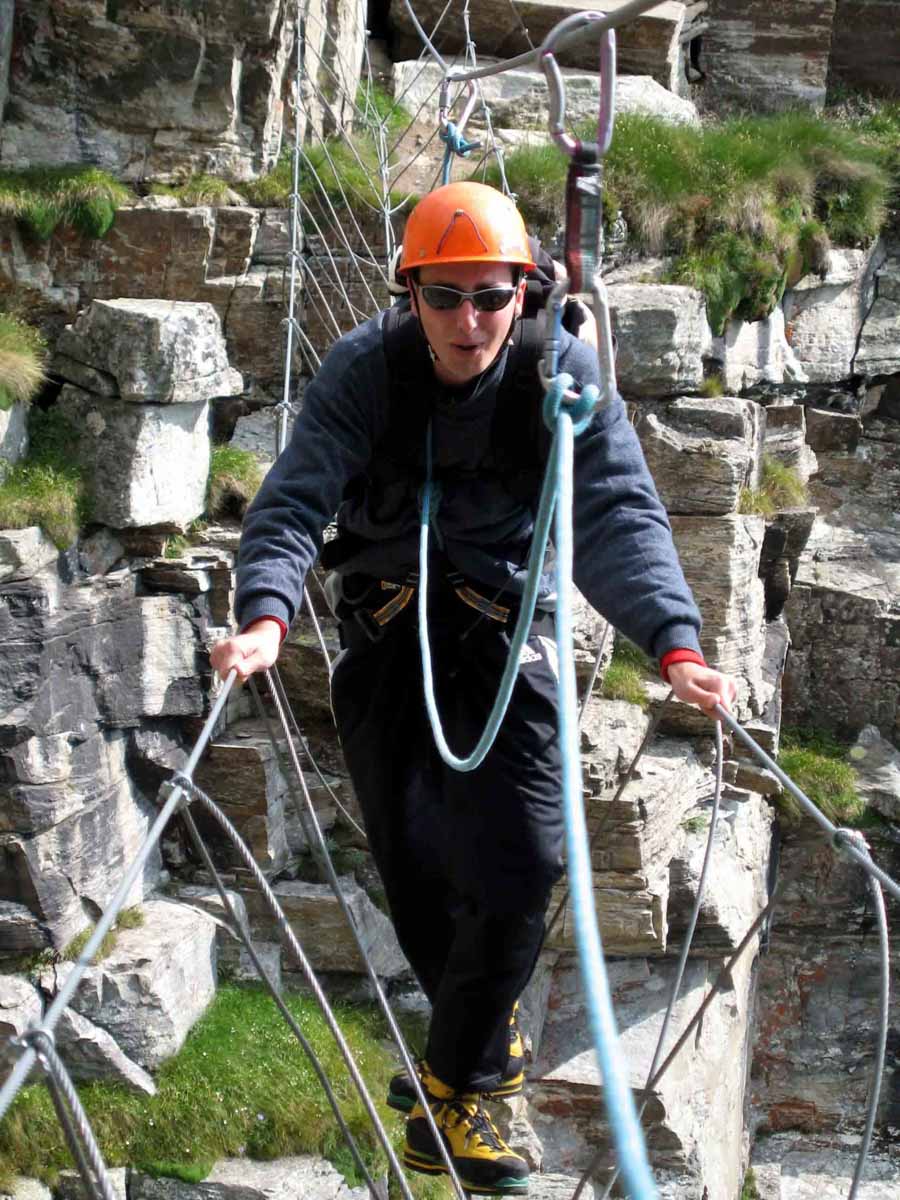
[514,273,528,318]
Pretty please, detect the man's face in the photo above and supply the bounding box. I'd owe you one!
[409,261,526,386]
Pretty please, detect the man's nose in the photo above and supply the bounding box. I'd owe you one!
[455,299,479,330]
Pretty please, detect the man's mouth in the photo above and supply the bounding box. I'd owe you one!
[452,341,484,353]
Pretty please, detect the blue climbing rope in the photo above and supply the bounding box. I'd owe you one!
[440,120,479,185]
[552,407,658,1200]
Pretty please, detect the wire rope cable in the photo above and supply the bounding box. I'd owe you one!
[178,806,384,1199]
[590,721,725,1200]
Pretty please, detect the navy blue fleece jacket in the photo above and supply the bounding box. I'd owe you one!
[234,311,702,662]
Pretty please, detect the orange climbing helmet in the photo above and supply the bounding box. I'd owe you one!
[397,182,535,277]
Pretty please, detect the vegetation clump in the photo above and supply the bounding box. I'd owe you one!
[777,727,865,827]
[488,107,896,333]
[245,86,411,210]
[0,406,87,548]
[0,310,46,412]
[207,445,263,519]
[62,907,145,966]
[738,456,808,517]
[0,166,131,240]
[0,984,406,1189]
[150,175,237,206]
[601,637,652,708]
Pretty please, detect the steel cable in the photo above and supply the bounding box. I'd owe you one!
[173,776,415,1195]
[590,720,725,1200]
[178,806,383,1199]
[845,835,891,1200]
[256,667,469,1199]
[28,1032,118,1200]
[0,672,237,1123]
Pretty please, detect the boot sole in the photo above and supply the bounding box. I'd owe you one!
[402,1150,529,1195]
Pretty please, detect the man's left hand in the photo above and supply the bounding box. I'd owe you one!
[666,661,737,718]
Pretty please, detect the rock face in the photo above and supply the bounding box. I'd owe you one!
[131,1156,353,1200]
[528,948,760,1200]
[0,554,216,946]
[1,2,297,180]
[0,400,27,475]
[829,0,900,98]
[636,396,762,516]
[53,299,242,529]
[783,246,886,386]
[55,299,243,404]
[750,827,900,1136]
[242,876,409,981]
[783,431,900,743]
[389,1,704,92]
[392,61,700,136]
[1,205,291,399]
[849,726,900,822]
[751,1132,900,1198]
[703,0,838,111]
[713,309,809,393]
[47,899,217,1070]
[610,285,712,398]
[0,527,58,584]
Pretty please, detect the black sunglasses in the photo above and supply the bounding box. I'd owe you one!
[418,283,518,313]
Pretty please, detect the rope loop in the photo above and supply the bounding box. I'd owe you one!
[542,373,598,435]
[440,120,480,158]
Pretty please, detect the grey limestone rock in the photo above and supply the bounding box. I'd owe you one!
[0,528,59,583]
[55,1006,157,1095]
[529,948,758,1199]
[58,384,210,529]
[0,902,50,955]
[714,307,809,393]
[784,246,886,385]
[609,285,711,399]
[636,396,762,515]
[241,876,408,980]
[0,400,28,475]
[56,300,242,405]
[56,1170,128,1200]
[0,975,42,1042]
[849,726,900,821]
[763,404,818,486]
[78,527,126,577]
[0,1180,52,1200]
[751,1133,900,1198]
[855,254,900,379]
[393,61,699,137]
[49,898,217,1070]
[131,1155,352,1200]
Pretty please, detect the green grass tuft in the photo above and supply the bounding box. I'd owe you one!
[61,907,145,965]
[601,638,652,708]
[0,985,409,1186]
[0,310,46,412]
[207,445,263,520]
[776,727,865,827]
[738,456,808,517]
[0,166,131,240]
[0,407,87,547]
[487,109,894,332]
[151,175,236,206]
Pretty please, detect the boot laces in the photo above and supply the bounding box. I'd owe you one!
[444,1096,505,1152]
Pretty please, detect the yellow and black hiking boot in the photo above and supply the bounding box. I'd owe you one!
[387,1006,525,1113]
[404,1091,530,1195]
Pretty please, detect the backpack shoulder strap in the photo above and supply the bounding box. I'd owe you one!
[490,316,551,503]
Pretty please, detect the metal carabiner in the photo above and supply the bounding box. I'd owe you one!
[540,19,616,162]
[438,77,479,140]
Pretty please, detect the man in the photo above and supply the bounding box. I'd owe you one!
[211,182,736,1195]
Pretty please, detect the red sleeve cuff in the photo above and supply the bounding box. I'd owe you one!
[660,648,706,682]
[241,616,288,643]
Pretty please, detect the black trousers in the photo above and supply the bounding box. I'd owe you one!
[330,576,564,1091]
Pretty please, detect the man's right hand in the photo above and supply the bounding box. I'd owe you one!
[210,619,283,681]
